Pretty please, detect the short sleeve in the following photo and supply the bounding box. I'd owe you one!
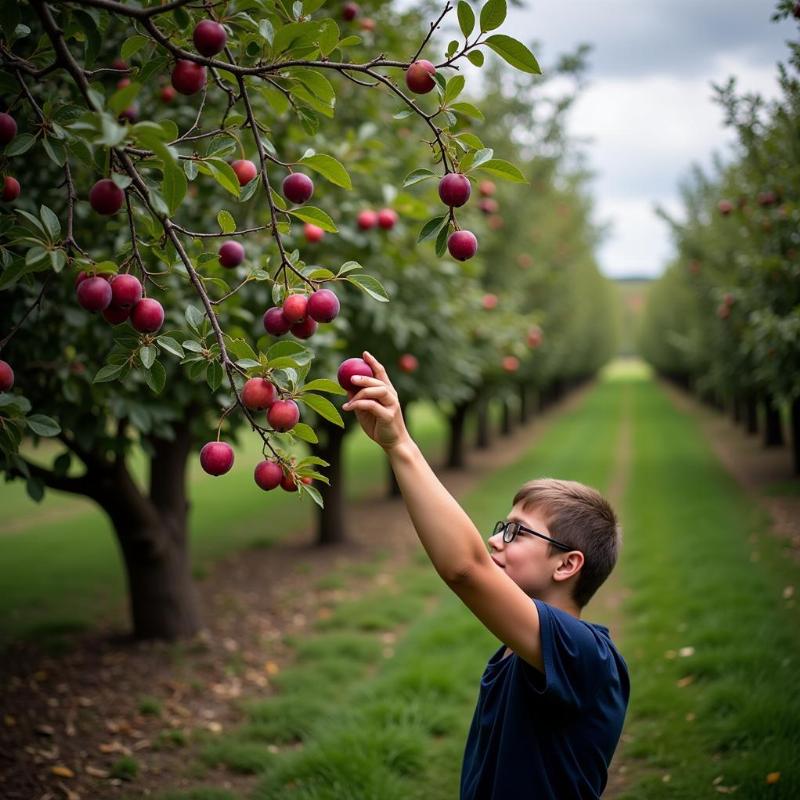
[516,599,607,709]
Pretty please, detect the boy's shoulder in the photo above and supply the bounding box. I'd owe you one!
[528,598,629,699]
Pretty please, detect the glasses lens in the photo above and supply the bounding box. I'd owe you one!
[493,521,504,537]
[503,522,518,543]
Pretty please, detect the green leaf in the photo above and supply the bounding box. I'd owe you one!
[140,345,156,369]
[480,0,507,32]
[337,261,362,276]
[217,210,236,234]
[299,154,351,189]
[258,18,274,44]
[290,84,335,118]
[287,206,337,232]
[444,75,465,105]
[39,205,61,240]
[25,414,61,437]
[185,305,205,335]
[346,274,390,303]
[144,360,166,393]
[291,422,319,444]
[4,133,36,156]
[476,158,528,182]
[206,158,241,198]
[267,340,307,360]
[484,34,541,74]
[157,336,184,358]
[317,19,339,55]
[93,363,124,383]
[467,50,485,67]
[450,102,484,121]
[302,378,346,395]
[49,249,66,272]
[457,1,475,37]
[307,268,336,281]
[206,360,224,391]
[457,132,484,150]
[26,477,45,503]
[121,34,149,60]
[435,223,449,258]
[300,392,344,427]
[162,163,187,215]
[108,82,141,115]
[228,338,258,360]
[292,68,335,103]
[299,481,324,508]
[418,215,448,244]
[403,168,436,187]
[42,137,67,166]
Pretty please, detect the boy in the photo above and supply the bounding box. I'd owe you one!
[342,352,630,800]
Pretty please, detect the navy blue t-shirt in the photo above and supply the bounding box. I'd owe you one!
[460,599,629,800]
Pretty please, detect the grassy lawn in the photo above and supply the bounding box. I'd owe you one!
[0,401,494,647]
[616,378,800,798]
[141,373,625,799]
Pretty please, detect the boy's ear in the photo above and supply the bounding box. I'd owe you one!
[553,550,584,583]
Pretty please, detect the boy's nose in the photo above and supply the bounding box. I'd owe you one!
[488,533,504,552]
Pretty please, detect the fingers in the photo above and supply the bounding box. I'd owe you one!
[362,351,394,387]
[343,385,392,410]
[344,399,394,420]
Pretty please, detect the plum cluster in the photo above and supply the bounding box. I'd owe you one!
[263,288,340,341]
[75,271,164,333]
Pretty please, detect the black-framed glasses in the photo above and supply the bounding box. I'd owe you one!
[492,520,572,551]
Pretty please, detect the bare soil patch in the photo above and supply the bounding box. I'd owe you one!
[0,387,591,800]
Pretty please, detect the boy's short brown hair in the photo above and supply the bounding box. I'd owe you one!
[512,478,621,608]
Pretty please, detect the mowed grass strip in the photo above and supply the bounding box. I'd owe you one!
[617,378,800,799]
[0,403,453,646]
[153,377,627,799]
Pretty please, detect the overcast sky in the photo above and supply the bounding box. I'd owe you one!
[500,0,793,278]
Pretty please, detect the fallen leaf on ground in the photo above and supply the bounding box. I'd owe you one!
[766,772,781,784]
[85,765,110,778]
[676,675,695,688]
[782,586,794,599]
[50,765,74,778]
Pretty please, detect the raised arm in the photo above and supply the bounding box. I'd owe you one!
[342,352,545,671]
[342,352,487,581]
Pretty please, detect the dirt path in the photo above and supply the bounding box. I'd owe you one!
[0,386,593,800]
[589,380,634,798]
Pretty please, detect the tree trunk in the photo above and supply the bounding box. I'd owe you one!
[745,393,758,435]
[97,417,202,640]
[501,398,513,436]
[446,400,470,470]
[475,396,491,450]
[791,397,800,475]
[387,399,408,497]
[518,383,530,425]
[763,396,784,447]
[732,395,742,425]
[313,419,348,545]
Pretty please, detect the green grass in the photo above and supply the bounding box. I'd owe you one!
[616,377,800,799]
[150,375,628,800]
[0,403,452,646]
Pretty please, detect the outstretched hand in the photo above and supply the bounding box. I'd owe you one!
[341,352,411,452]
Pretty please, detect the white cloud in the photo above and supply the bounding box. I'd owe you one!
[563,58,782,277]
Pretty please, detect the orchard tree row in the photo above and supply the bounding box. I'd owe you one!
[0,0,613,640]
[640,1,800,473]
